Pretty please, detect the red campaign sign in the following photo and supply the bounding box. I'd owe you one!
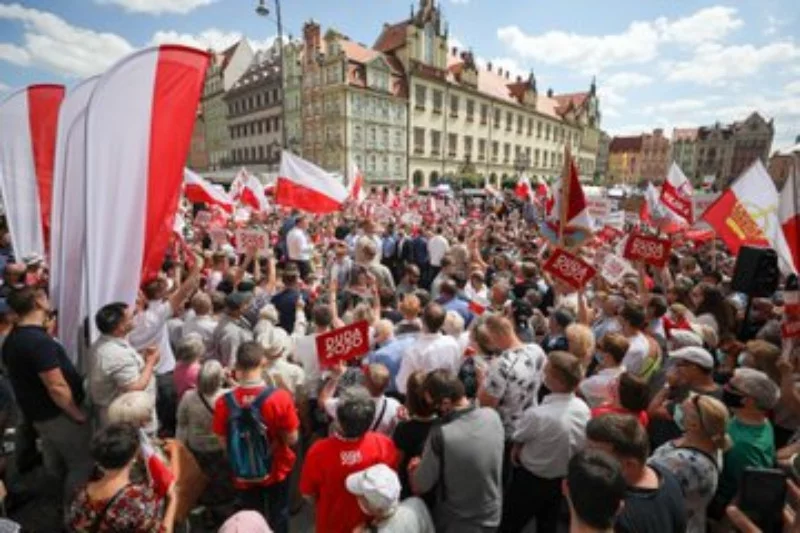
[543,248,597,291]
[315,321,370,367]
[623,234,672,268]
[661,184,692,221]
[782,319,800,339]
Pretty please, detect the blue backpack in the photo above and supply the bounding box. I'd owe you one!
[224,387,275,484]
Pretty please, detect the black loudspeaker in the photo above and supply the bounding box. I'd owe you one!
[731,246,780,297]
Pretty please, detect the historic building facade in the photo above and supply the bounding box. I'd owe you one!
[595,130,610,183]
[282,38,304,155]
[223,50,284,173]
[608,136,643,185]
[671,128,698,181]
[299,21,408,183]
[198,40,254,170]
[639,128,671,182]
[373,0,601,188]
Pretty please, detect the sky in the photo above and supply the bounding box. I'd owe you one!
[0,0,798,149]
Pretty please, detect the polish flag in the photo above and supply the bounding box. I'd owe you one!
[703,160,794,271]
[350,163,366,204]
[660,162,694,224]
[230,167,248,199]
[236,169,270,213]
[184,168,234,212]
[515,176,533,202]
[546,150,593,235]
[49,77,98,362]
[779,158,800,273]
[275,151,349,214]
[84,45,209,342]
[139,430,174,498]
[0,85,65,259]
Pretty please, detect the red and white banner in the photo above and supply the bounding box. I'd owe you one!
[315,321,370,367]
[49,77,98,362]
[779,158,800,273]
[233,168,270,213]
[235,229,270,254]
[0,84,65,258]
[623,234,672,267]
[543,247,596,291]
[276,151,349,214]
[660,162,694,224]
[139,429,174,498]
[184,167,233,212]
[349,162,366,204]
[85,45,209,341]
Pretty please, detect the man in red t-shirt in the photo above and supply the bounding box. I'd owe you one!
[212,342,299,533]
[300,386,398,533]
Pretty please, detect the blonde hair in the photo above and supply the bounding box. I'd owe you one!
[350,303,377,326]
[442,311,465,338]
[694,394,733,451]
[365,363,390,396]
[399,294,420,319]
[566,323,596,364]
[745,340,781,383]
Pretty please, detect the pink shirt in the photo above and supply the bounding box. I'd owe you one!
[173,361,200,401]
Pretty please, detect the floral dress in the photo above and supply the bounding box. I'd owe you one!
[67,483,164,533]
[649,441,720,533]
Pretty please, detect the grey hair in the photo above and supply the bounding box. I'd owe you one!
[198,360,224,396]
[336,386,376,439]
[442,311,465,338]
[176,332,205,362]
[107,391,154,428]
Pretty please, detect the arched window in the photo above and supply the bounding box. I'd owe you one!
[413,170,424,188]
[430,170,439,185]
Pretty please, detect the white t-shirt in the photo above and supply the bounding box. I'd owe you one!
[374,496,436,533]
[622,332,649,377]
[129,300,175,374]
[579,367,624,408]
[427,235,450,267]
[287,227,312,261]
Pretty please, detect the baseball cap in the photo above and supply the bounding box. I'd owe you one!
[345,464,401,513]
[218,511,271,533]
[730,367,780,411]
[225,291,250,309]
[669,346,714,370]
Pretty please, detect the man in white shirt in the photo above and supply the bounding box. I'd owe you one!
[427,227,449,276]
[619,302,652,378]
[129,264,200,436]
[504,351,590,533]
[181,291,217,356]
[90,302,159,434]
[395,303,461,395]
[287,215,313,279]
[579,332,628,408]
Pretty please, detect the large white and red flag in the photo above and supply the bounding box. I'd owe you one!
[84,45,209,341]
[275,151,349,214]
[545,149,593,243]
[514,176,533,202]
[660,162,694,224]
[702,160,794,271]
[231,167,269,213]
[184,168,234,212]
[779,157,800,273]
[49,77,98,362]
[0,85,65,258]
[349,162,366,204]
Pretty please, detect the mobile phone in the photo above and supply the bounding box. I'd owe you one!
[739,467,787,533]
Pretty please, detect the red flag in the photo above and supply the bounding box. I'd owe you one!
[515,176,533,202]
[140,430,174,498]
[779,158,800,273]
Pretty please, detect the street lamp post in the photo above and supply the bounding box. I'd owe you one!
[255,0,287,150]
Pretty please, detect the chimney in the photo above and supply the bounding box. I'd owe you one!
[505,71,510,80]
[497,67,503,77]
[451,46,458,56]
[516,75,522,82]
[487,61,492,71]
[547,88,553,97]
[303,20,321,52]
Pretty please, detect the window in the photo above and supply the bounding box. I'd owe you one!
[273,88,280,102]
[264,91,271,105]
[449,134,457,157]
[414,127,425,154]
[367,126,376,148]
[534,148,540,167]
[275,117,281,131]
[543,151,548,167]
[415,85,427,110]
[494,108,501,129]
[515,145,521,159]
[256,94,262,107]
[466,100,475,122]
[545,124,551,141]
[394,130,403,150]
[381,129,389,149]
[478,139,486,160]
[450,94,459,118]
[228,103,234,116]
[258,146,264,159]
[492,141,499,161]
[395,157,402,173]
[368,155,376,171]
[503,143,510,163]
[257,121,263,134]
[431,130,441,155]
[517,115,523,134]
[480,104,489,125]
[506,112,513,131]
[249,96,255,110]
[382,155,389,172]
[525,147,531,160]
[432,90,443,114]
[464,136,473,159]
[537,122,542,139]
[527,118,533,136]
[266,120,272,133]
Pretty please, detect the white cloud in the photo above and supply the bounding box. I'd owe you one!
[0,81,9,92]
[450,0,470,4]
[96,0,216,15]
[644,99,707,114]
[598,86,625,107]
[151,29,242,50]
[665,41,800,85]
[0,3,134,78]
[448,36,465,52]
[785,80,800,95]
[764,15,785,36]
[603,72,653,90]
[497,5,742,74]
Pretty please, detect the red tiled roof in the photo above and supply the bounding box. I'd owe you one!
[374,21,409,53]
[553,92,589,115]
[340,39,379,64]
[609,136,643,153]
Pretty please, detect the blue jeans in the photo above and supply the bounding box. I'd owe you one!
[238,479,290,533]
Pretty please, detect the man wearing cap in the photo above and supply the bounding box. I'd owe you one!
[648,346,724,449]
[347,464,435,532]
[502,351,590,533]
[712,367,781,514]
[210,291,254,368]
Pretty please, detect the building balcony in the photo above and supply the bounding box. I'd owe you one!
[432,108,442,115]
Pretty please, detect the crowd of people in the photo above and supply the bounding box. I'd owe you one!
[0,188,799,533]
